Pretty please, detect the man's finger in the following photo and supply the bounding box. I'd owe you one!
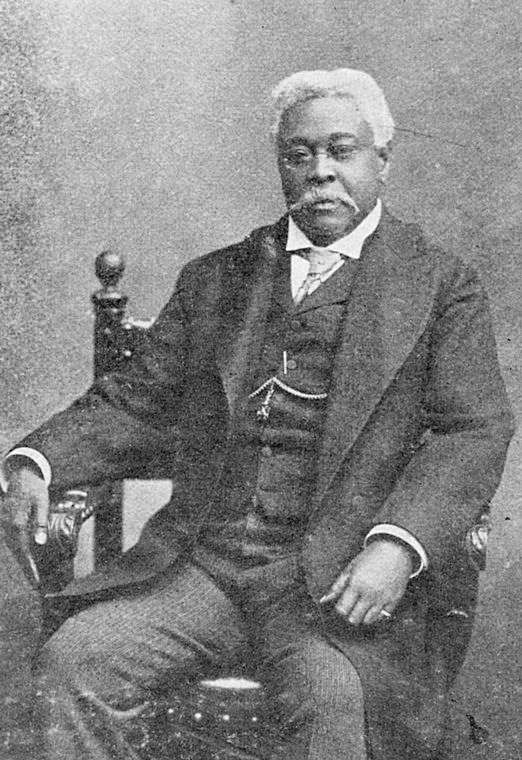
[319,563,352,604]
[333,585,359,618]
[15,526,41,587]
[34,490,49,545]
[362,605,385,626]
[346,597,371,626]
[21,531,41,586]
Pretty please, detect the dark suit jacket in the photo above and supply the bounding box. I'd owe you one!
[21,211,514,758]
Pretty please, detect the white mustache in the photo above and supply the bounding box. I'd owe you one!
[289,189,360,216]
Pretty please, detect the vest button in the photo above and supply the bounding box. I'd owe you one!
[286,359,297,370]
[352,494,366,509]
[260,445,272,457]
[290,319,302,331]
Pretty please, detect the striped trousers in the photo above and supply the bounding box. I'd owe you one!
[34,555,367,760]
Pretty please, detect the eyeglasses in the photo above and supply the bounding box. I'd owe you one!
[280,143,362,169]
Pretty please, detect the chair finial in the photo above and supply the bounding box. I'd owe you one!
[95,250,125,293]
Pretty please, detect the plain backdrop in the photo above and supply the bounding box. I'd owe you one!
[1,1,521,756]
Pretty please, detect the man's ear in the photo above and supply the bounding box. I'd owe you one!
[376,143,392,183]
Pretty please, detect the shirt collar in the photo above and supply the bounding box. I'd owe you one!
[286,199,382,259]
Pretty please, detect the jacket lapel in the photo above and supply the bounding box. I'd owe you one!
[215,219,287,420]
[313,213,437,508]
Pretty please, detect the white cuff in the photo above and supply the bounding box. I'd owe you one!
[365,524,428,578]
[2,447,52,491]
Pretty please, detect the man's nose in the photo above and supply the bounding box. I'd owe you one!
[307,153,336,184]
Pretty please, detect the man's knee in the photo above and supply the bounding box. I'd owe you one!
[36,613,104,686]
[35,603,141,702]
[274,647,364,724]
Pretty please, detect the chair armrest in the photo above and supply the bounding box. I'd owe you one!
[465,511,491,572]
[47,490,94,557]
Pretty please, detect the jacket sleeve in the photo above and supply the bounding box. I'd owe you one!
[16,261,199,490]
[371,259,515,575]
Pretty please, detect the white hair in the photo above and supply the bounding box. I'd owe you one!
[271,68,394,148]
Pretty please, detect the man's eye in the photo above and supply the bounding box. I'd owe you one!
[330,145,357,161]
[284,149,312,166]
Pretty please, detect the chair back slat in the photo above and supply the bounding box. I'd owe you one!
[91,251,151,567]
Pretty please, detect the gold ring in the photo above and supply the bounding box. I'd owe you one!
[379,609,392,619]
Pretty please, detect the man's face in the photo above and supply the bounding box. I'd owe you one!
[277,96,390,245]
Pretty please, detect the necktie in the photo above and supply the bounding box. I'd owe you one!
[293,248,342,305]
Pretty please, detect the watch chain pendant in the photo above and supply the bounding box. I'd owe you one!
[256,381,276,423]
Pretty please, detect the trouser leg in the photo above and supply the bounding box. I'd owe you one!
[255,588,367,760]
[33,562,250,760]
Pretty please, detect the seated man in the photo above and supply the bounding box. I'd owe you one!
[1,68,514,760]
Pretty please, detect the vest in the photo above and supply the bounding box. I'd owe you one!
[200,253,359,562]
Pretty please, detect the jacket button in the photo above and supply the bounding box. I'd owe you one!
[290,319,302,331]
[352,494,365,509]
[286,358,297,370]
[261,445,272,457]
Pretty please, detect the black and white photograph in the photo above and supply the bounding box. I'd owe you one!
[0,2,520,758]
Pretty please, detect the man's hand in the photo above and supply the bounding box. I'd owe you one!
[320,540,413,626]
[1,465,50,585]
